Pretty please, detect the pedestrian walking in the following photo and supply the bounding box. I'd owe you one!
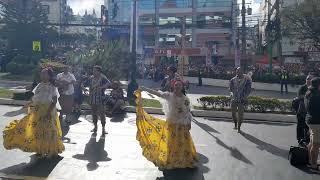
[56,66,76,124]
[280,68,289,94]
[305,77,320,170]
[85,66,111,134]
[3,68,65,158]
[296,74,314,146]
[198,68,203,86]
[136,80,198,170]
[229,67,252,132]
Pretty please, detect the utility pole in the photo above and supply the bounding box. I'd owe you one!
[127,0,138,99]
[241,0,246,69]
[155,0,159,48]
[178,16,187,76]
[267,0,273,73]
[276,0,282,65]
[232,0,240,67]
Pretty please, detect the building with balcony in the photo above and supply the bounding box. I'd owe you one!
[106,0,235,66]
[258,0,312,64]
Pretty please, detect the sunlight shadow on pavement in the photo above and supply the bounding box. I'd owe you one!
[205,117,295,127]
[3,108,26,117]
[193,119,253,165]
[156,153,209,180]
[240,131,288,159]
[110,113,127,123]
[0,155,63,178]
[72,133,111,171]
[192,118,220,134]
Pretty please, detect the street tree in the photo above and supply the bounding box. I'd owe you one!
[66,40,131,80]
[0,0,54,56]
[282,0,320,51]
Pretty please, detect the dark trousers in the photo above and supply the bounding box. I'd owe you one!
[297,114,310,144]
[281,81,288,93]
[198,77,202,86]
[91,104,106,128]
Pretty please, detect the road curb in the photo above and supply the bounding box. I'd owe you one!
[0,98,296,123]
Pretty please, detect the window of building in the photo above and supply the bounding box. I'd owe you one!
[197,14,231,28]
[41,5,50,14]
[159,0,192,8]
[197,0,232,8]
[139,0,155,10]
[139,16,155,25]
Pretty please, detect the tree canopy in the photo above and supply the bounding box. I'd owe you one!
[66,40,131,80]
[282,0,320,51]
[0,0,54,55]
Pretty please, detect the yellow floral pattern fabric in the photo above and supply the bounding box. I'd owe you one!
[3,103,65,156]
[135,90,198,169]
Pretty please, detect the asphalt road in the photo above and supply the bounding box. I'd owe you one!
[0,105,319,180]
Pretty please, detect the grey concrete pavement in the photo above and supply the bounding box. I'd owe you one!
[0,105,319,180]
[0,79,295,107]
[136,79,296,99]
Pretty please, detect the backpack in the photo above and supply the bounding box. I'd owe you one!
[288,146,309,166]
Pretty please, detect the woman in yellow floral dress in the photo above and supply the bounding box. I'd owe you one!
[3,68,65,158]
[136,80,198,169]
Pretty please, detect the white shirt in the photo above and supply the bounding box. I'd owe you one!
[160,92,193,125]
[32,83,61,109]
[56,72,76,95]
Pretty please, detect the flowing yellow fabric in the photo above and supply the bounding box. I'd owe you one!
[135,90,198,169]
[3,103,65,156]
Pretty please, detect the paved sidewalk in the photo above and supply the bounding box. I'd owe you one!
[183,76,300,93]
[0,105,319,180]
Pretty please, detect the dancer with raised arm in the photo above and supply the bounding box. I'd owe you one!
[135,79,198,170]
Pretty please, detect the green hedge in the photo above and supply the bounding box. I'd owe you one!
[197,96,292,114]
[188,70,305,85]
[6,62,37,75]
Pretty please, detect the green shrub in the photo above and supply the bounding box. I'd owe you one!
[197,95,293,114]
[6,62,36,75]
[188,71,305,85]
[11,55,31,64]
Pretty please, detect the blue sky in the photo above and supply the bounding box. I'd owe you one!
[68,0,104,16]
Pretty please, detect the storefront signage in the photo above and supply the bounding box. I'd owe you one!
[154,48,201,56]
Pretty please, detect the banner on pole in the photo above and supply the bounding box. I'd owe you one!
[205,47,211,66]
[33,41,41,52]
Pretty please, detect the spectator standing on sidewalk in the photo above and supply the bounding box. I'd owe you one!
[198,68,203,86]
[229,67,252,133]
[280,68,289,94]
[305,77,320,170]
[56,66,76,124]
[296,73,314,146]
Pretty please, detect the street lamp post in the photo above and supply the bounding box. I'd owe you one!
[127,0,138,99]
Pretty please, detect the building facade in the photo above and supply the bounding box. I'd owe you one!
[106,0,235,66]
[258,0,309,64]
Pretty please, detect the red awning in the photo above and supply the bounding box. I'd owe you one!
[256,56,279,65]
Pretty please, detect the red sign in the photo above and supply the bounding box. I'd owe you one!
[154,48,201,56]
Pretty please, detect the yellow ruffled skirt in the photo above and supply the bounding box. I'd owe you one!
[3,103,65,156]
[135,90,198,169]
